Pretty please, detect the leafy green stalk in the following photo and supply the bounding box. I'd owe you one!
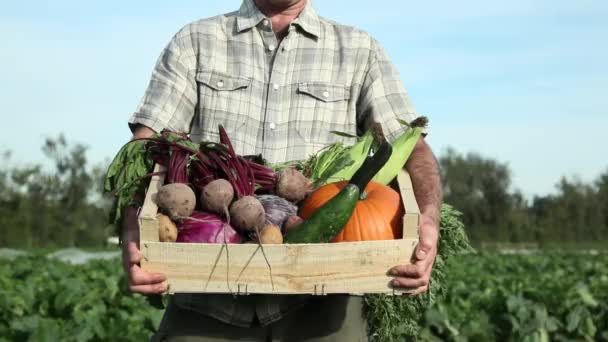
[104,140,154,237]
[305,130,375,187]
[365,204,474,341]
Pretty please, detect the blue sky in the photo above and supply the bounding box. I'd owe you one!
[1,0,607,198]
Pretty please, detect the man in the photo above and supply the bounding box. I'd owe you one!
[123,0,442,340]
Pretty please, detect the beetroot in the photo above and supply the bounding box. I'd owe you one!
[201,179,234,215]
[276,168,312,203]
[229,196,265,232]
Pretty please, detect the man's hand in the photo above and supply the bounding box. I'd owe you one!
[388,137,442,295]
[122,206,167,294]
[388,212,439,294]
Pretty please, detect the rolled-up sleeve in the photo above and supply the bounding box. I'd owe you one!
[129,32,197,134]
[356,39,423,142]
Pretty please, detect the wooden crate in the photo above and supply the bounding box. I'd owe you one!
[139,165,420,295]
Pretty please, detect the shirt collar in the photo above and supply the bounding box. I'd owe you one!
[236,0,320,39]
[290,1,320,38]
[236,0,267,33]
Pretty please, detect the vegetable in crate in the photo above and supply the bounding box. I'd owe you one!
[154,183,196,221]
[191,126,267,232]
[158,214,178,242]
[258,224,283,244]
[283,215,303,234]
[305,117,428,187]
[372,116,428,185]
[284,141,393,243]
[299,181,403,242]
[275,168,313,202]
[306,130,374,187]
[229,195,266,232]
[177,211,241,243]
[200,179,234,215]
[257,194,298,228]
[104,131,200,236]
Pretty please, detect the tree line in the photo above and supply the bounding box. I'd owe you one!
[440,148,608,246]
[1,136,606,248]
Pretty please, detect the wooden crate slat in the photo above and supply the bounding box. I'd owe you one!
[141,238,418,294]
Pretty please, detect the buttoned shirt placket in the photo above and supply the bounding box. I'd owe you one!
[258,20,293,162]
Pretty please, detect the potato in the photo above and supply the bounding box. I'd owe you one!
[259,224,283,244]
[155,183,196,220]
[158,214,178,242]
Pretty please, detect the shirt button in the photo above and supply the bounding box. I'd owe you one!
[217,80,224,88]
[268,44,276,51]
[269,122,276,130]
[322,90,330,98]
[272,83,279,91]
[263,19,270,27]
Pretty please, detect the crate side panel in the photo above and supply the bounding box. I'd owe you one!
[141,239,418,294]
[140,164,166,218]
[403,213,419,242]
[139,216,160,242]
[139,164,166,242]
[397,170,420,239]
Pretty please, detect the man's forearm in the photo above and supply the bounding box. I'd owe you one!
[405,138,442,223]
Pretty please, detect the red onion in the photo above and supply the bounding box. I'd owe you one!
[177,211,242,243]
[257,194,298,228]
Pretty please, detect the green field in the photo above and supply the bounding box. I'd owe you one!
[1,252,606,341]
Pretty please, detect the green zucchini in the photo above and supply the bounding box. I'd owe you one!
[284,142,392,243]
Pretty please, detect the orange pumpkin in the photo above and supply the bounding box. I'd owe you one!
[299,181,403,242]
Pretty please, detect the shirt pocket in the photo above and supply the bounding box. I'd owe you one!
[294,81,356,148]
[195,70,254,151]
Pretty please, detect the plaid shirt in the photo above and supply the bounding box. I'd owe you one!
[130,0,419,164]
[130,0,420,327]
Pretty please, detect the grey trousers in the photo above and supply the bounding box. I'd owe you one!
[152,295,368,342]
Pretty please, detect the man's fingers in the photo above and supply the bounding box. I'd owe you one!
[127,242,142,264]
[389,214,438,294]
[391,276,429,289]
[129,264,167,286]
[389,264,423,278]
[389,256,434,277]
[389,260,433,290]
[401,285,429,296]
[129,282,168,295]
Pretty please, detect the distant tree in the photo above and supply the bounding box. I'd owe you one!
[596,169,608,235]
[532,175,606,244]
[438,148,607,246]
[439,148,515,242]
[0,135,111,249]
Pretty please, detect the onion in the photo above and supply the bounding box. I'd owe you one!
[177,211,242,243]
[257,194,298,228]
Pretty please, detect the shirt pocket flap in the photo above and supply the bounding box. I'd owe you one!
[196,70,251,91]
[298,82,350,102]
